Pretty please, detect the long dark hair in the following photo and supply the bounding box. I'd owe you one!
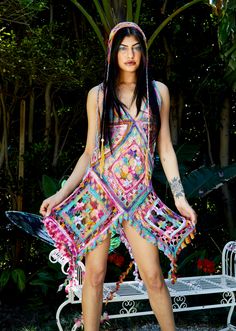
[101,26,160,148]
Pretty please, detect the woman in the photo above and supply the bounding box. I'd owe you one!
[40,22,197,331]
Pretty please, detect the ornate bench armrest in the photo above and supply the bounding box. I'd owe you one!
[222,241,236,277]
[49,248,70,275]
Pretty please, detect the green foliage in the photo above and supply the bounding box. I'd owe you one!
[148,0,209,49]
[223,43,236,90]
[0,19,99,87]
[213,0,236,90]
[11,268,26,291]
[0,269,11,288]
[0,0,48,27]
[183,163,236,198]
[70,0,106,51]
[178,247,221,275]
[30,262,65,295]
[70,0,210,51]
[42,175,59,198]
[0,268,26,291]
[153,144,236,199]
[18,0,48,12]
[109,231,121,253]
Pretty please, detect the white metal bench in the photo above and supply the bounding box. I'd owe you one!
[49,241,236,331]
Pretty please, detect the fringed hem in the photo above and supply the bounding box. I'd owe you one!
[117,214,196,284]
[44,209,196,296]
[43,215,114,291]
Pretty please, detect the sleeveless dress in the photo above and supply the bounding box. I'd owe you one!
[43,81,195,293]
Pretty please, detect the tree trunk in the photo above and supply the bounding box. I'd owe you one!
[220,97,230,167]
[28,76,35,143]
[170,95,179,145]
[178,92,184,132]
[201,103,214,165]
[0,90,12,179]
[111,0,126,22]
[52,102,60,167]
[72,9,80,45]
[44,81,53,144]
[49,0,53,28]
[0,131,5,169]
[219,95,234,237]
[163,36,173,81]
[17,100,26,211]
[161,0,168,14]
[162,35,181,145]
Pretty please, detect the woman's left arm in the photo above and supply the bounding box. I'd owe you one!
[156,82,197,226]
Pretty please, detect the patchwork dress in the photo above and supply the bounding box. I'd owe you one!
[44,82,195,293]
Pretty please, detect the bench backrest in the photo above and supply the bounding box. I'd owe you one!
[222,241,236,278]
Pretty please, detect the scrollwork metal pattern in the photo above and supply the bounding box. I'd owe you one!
[49,249,70,275]
[221,291,234,304]
[120,300,137,315]
[172,296,187,309]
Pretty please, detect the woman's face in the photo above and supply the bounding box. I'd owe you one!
[117,35,142,73]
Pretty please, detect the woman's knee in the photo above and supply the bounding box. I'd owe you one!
[84,264,107,288]
[142,269,165,292]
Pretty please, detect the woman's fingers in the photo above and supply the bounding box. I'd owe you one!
[39,199,51,217]
[186,208,197,226]
[189,210,197,226]
[39,194,62,217]
[176,201,197,226]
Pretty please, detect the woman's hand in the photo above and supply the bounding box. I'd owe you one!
[174,196,197,226]
[39,191,65,217]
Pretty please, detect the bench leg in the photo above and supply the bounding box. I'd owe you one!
[220,291,236,331]
[56,298,71,331]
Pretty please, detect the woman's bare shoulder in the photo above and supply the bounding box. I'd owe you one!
[87,83,103,114]
[153,80,169,95]
[87,84,100,99]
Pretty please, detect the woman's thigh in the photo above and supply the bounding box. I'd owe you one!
[84,234,111,285]
[122,221,163,281]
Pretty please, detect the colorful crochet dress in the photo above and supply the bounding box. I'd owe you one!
[43,81,195,294]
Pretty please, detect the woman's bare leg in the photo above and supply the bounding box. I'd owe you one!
[82,234,111,331]
[122,221,176,331]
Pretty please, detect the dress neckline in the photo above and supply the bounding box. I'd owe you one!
[123,108,141,122]
[122,98,148,122]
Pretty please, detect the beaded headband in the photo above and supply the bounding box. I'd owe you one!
[100,22,150,185]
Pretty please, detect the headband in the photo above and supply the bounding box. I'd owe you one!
[107,22,147,64]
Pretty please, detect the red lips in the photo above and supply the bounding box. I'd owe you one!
[125,61,136,65]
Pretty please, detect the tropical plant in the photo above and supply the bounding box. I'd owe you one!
[29,261,65,295]
[177,247,221,276]
[153,143,236,199]
[211,0,236,91]
[0,268,26,292]
[69,0,212,51]
[208,0,236,236]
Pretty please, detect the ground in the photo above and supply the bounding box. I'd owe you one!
[0,300,233,331]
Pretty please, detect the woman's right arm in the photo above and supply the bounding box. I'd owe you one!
[40,85,101,216]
